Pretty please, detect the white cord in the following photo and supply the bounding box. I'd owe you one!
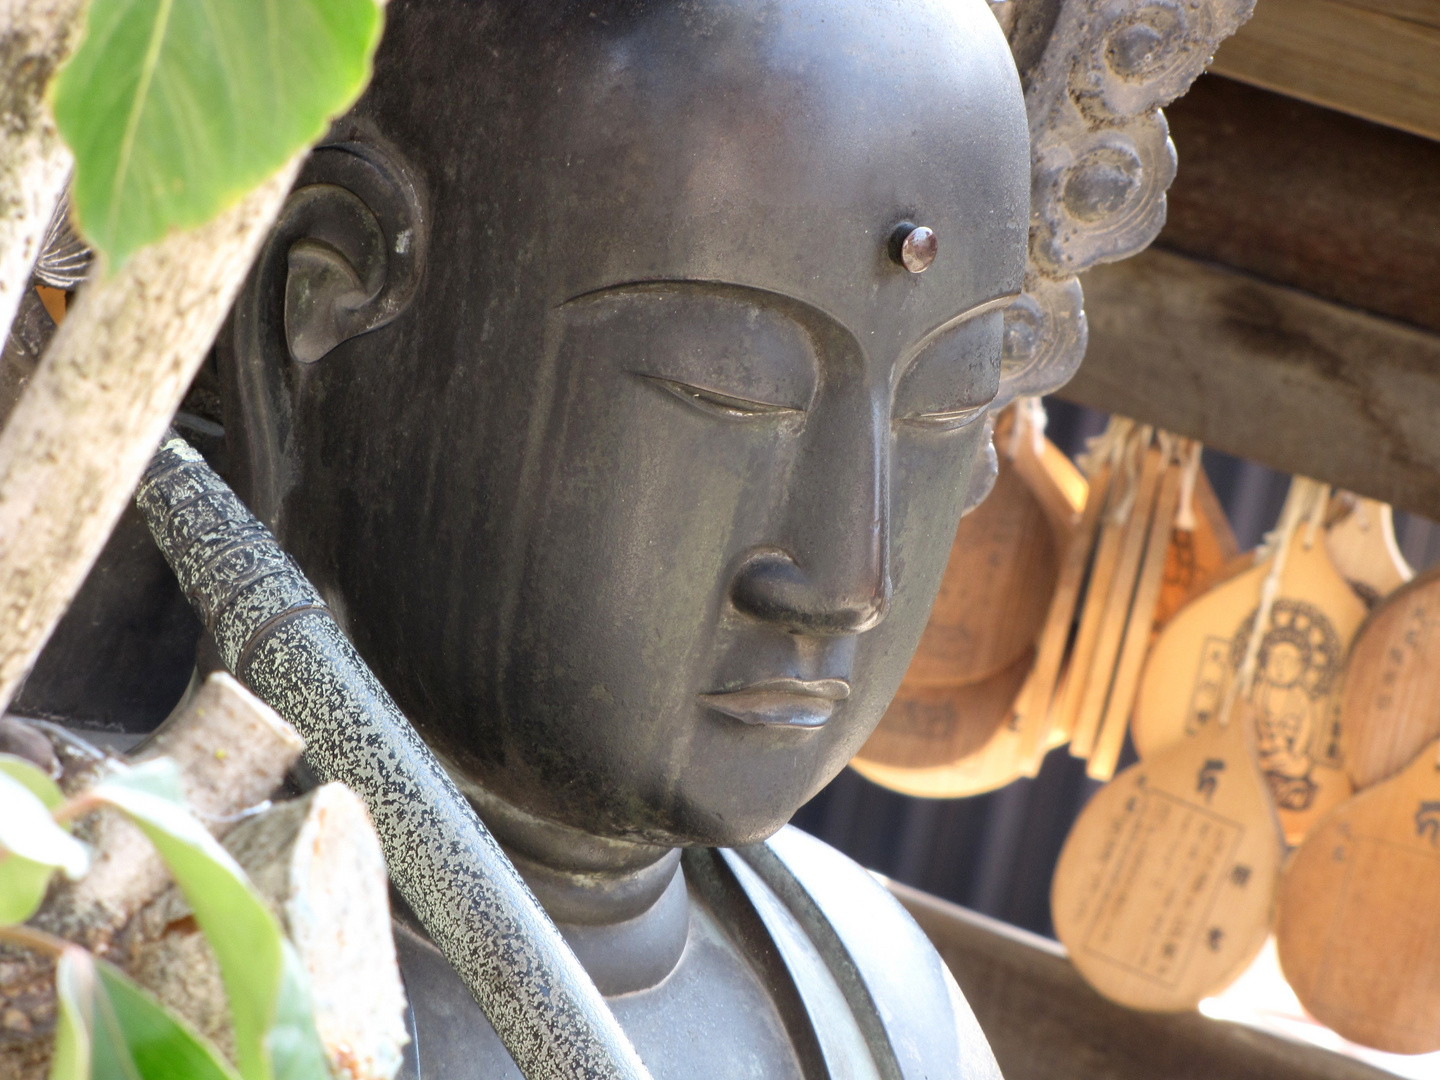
[1174,440,1203,531]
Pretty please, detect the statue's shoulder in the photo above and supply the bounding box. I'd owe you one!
[394,827,1001,1080]
[725,825,1003,1080]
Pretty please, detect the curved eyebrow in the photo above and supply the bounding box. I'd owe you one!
[560,278,836,325]
[565,278,1019,330]
[564,278,1021,377]
[900,291,1020,371]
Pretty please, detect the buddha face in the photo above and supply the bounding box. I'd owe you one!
[227,0,1029,848]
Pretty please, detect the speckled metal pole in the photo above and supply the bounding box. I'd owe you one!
[136,433,652,1080]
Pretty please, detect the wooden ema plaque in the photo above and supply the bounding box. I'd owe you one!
[852,659,1082,799]
[1340,564,1440,791]
[853,418,1083,796]
[1132,529,1367,844]
[855,647,1033,772]
[1152,466,1239,632]
[900,432,1069,688]
[1052,702,1281,1011]
[1011,456,1114,771]
[1323,494,1412,609]
[850,658,1038,798]
[1277,740,1440,1054]
[1086,444,1190,781]
[1063,441,1167,765]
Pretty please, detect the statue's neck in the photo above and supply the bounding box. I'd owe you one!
[452,775,690,995]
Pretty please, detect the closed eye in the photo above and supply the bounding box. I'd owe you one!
[897,403,990,432]
[643,376,802,420]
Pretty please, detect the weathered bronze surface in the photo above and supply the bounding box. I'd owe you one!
[218,0,1030,1075]
[223,0,1028,851]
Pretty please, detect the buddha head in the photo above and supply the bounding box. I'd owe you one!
[222,0,1029,853]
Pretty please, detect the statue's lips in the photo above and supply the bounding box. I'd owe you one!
[698,678,851,729]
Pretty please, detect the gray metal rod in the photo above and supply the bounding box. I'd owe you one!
[137,433,652,1080]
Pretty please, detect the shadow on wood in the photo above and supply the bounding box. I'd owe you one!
[1162,76,1440,336]
[1059,247,1440,521]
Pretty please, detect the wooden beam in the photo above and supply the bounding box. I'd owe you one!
[1161,75,1440,336]
[888,880,1392,1080]
[1209,0,1440,143]
[1344,0,1440,28]
[1056,247,1440,521]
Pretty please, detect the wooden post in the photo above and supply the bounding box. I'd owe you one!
[0,155,304,713]
[0,0,85,348]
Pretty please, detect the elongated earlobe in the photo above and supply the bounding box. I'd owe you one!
[221,134,426,528]
[283,192,383,364]
[275,140,426,365]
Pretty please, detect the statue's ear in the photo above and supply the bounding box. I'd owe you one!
[222,137,425,527]
[275,141,426,364]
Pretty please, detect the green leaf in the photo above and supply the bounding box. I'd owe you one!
[0,753,64,809]
[92,763,330,1080]
[101,756,186,803]
[0,767,89,924]
[0,770,84,866]
[267,945,333,1080]
[50,949,91,1080]
[53,946,242,1080]
[51,0,385,265]
[0,855,62,927]
[0,754,81,925]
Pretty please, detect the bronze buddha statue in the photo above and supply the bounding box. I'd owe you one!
[217,0,1030,1075]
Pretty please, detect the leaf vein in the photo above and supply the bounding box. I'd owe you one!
[108,0,178,243]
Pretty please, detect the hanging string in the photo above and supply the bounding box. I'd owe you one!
[1077,416,1135,479]
[1320,489,1355,531]
[1219,477,1327,726]
[1004,396,1050,462]
[1303,481,1331,550]
[1108,425,1153,526]
[1157,431,1179,474]
[1353,496,1373,534]
[1174,440,1204,531]
[1004,401,1025,461]
[1025,396,1047,459]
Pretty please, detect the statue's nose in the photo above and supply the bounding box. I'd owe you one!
[727,377,891,637]
[729,549,890,635]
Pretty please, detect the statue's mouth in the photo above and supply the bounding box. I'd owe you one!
[698,678,851,729]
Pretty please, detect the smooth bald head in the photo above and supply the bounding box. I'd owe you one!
[226,0,1028,848]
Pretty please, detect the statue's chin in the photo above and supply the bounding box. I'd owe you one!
[422,682,887,855]
[458,764,805,856]
[558,795,804,854]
